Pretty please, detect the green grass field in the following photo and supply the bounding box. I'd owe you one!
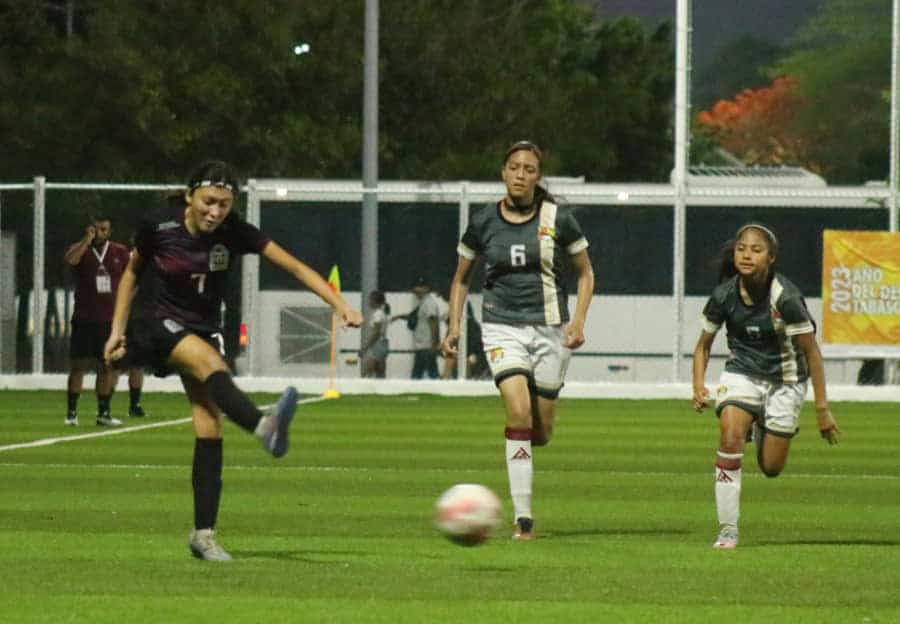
[0,390,898,623]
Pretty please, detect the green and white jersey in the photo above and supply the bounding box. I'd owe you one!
[701,273,815,383]
[458,198,589,325]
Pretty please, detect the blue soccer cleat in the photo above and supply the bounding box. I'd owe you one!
[261,386,299,458]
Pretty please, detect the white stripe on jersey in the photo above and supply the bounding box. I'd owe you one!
[702,316,721,334]
[457,241,476,260]
[539,201,561,325]
[567,237,589,255]
[770,277,799,383]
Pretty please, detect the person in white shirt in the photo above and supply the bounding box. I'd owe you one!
[394,277,441,379]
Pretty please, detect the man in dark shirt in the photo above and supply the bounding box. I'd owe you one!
[63,216,131,426]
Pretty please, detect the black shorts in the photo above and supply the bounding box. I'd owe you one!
[124,317,224,378]
[70,319,112,361]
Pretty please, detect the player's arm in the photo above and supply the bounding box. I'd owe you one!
[260,240,362,327]
[794,331,840,445]
[441,255,476,357]
[104,250,142,364]
[63,224,96,266]
[563,249,594,349]
[692,330,716,412]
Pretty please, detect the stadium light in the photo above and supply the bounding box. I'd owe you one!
[293,42,311,56]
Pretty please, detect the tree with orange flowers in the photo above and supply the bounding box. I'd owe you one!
[695,76,810,169]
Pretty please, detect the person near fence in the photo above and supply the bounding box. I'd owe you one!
[63,215,132,426]
[394,277,441,379]
[360,290,390,378]
[440,301,490,380]
[691,223,841,550]
[440,140,594,540]
[103,160,362,561]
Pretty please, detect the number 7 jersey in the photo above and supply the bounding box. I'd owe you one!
[134,204,271,333]
[458,199,589,325]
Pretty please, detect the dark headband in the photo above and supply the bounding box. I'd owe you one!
[189,179,236,193]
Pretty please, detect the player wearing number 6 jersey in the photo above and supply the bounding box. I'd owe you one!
[692,223,840,550]
[103,160,362,561]
[441,141,594,541]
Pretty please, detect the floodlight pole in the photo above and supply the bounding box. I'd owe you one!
[361,0,379,330]
[32,177,46,374]
[888,0,899,382]
[890,0,899,234]
[672,0,692,382]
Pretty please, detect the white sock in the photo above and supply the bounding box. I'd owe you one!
[253,415,270,439]
[506,430,533,521]
[715,451,743,528]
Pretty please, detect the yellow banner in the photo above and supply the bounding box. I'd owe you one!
[821,230,900,348]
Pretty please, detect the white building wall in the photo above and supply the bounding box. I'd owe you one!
[254,291,863,384]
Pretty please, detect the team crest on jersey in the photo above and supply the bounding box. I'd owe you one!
[487,347,504,363]
[537,225,557,241]
[209,244,229,271]
[746,326,761,339]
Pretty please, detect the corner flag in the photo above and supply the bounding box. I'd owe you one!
[327,265,341,293]
[323,264,342,400]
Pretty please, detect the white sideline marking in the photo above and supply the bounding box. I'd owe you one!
[0,461,896,481]
[0,395,326,453]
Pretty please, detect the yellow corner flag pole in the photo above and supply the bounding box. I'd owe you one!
[322,265,342,400]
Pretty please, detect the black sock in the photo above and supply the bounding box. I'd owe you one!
[97,394,111,415]
[192,438,223,530]
[203,371,263,433]
[67,392,79,413]
[129,386,142,408]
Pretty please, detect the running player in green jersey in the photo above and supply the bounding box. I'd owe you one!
[692,224,840,549]
[441,141,595,541]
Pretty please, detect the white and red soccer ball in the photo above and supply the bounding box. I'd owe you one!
[434,483,502,546]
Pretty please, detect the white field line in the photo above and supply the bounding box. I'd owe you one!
[0,396,326,453]
[0,461,897,481]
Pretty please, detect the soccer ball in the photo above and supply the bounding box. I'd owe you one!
[434,483,502,546]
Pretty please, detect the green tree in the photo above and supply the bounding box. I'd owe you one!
[1,0,673,184]
[378,1,673,181]
[772,0,891,183]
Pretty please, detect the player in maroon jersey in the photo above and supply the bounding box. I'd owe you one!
[64,216,132,426]
[104,160,362,561]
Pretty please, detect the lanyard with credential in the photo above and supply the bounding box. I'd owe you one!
[92,241,112,294]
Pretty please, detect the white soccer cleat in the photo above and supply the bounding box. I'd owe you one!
[65,413,78,426]
[96,414,123,427]
[189,529,233,562]
[713,526,739,549]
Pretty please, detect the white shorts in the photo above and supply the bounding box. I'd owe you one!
[714,370,807,437]
[480,323,571,399]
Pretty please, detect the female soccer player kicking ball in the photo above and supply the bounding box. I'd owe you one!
[105,160,361,560]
